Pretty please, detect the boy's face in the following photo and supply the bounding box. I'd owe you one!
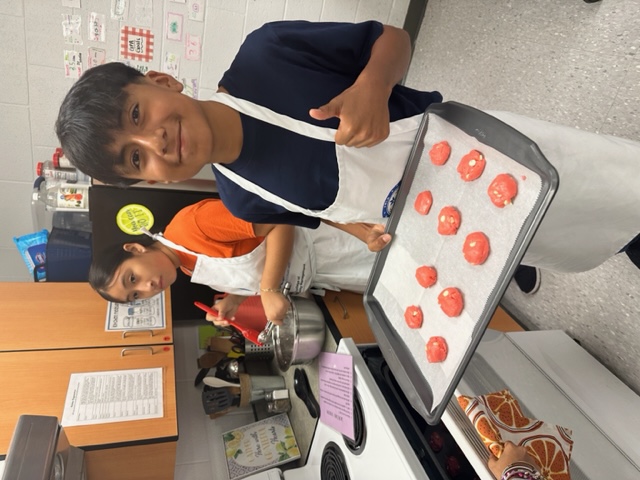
[110,71,215,183]
[104,244,178,302]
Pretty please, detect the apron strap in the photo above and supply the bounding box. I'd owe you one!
[209,92,421,140]
[141,227,200,257]
[210,92,336,141]
[212,163,324,218]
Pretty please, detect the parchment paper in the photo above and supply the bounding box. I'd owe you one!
[373,113,542,408]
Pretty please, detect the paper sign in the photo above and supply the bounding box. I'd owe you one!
[181,78,198,99]
[163,52,180,79]
[61,368,163,426]
[111,0,128,20]
[88,12,106,42]
[63,50,83,79]
[318,352,354,440]
[87,47,106,68]
[123,59,150,74]
[185,33,201,60]
[105,291,166,331]
[62,0,81,8]
[120,26,154,62]
[166,12,183,41]
[62,14,82,45]
[187,0,204,21]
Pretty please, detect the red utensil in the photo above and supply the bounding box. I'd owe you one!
[194,301,263,346]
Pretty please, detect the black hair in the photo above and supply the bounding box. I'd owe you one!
[55,62,144,186]
[89,238,154,304]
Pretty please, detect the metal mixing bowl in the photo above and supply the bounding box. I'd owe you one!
[273,294,326,371]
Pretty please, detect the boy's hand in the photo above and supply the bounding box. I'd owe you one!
[260,291,290,326]
[309,82,391,148]
[365,223,392,252]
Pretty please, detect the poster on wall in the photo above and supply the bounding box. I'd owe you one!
[166,12,183,41]
[88,12,106,42]
[185,33,201,61]
[182,78,198,99]
[187,0,205,21]
[163,52,180,79]
[111,0,129,20]
[123,60,150,74]
[120,26,154,62]
[63,50,83,79]
[87,12,105,43]
[87,47,107,69]
[62,14,83,45]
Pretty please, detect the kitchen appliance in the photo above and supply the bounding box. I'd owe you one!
[246,327,640,480]
[244,337,455,480]
[1,415,85,480]
[364,102,559,423]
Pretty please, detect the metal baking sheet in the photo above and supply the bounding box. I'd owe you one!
[363,101,558,424]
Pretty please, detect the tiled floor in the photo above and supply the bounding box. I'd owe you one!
[405,0,640,395]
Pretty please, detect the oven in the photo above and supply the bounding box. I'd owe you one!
[246,326,640,480]
[245,337,477,480]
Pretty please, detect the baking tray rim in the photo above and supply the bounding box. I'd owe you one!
[363,101,559,425]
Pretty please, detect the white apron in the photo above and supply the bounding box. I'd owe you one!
[210,92,423,224]
[488,111,640,272]
[142,229,317,295]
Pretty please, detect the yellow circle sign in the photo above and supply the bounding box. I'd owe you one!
[116,204,155,235]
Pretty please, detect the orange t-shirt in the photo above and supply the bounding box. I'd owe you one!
[163,199,264,274]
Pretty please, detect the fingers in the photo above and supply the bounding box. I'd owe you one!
[205,313,232,327]
[367,224,392,252]
[335,124,389,148]
[368,233,392,252]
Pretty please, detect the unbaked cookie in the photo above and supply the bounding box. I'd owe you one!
[463,232,490,265]
[437,206,461,235]
[416,265,438,288]
[426,336,448,363]
[438,287,464,317]
[404,305,423,329]
[457,150,486,181]
[488,173,518,207]
[429,141,451,166]
[414,190,433,215]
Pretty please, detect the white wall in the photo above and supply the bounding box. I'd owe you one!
[0,0,409,282]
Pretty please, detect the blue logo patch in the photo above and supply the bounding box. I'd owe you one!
[382,182,401,217]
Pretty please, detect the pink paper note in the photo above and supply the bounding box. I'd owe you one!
[318,352,354,440]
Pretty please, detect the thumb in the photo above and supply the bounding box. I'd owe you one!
[309,102,340,121]
[368,233,392,252]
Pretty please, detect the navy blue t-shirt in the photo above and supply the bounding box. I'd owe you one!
[216,20,443,228]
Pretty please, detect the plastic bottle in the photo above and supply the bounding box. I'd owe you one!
[36,160,80,182]
[53,147,73,169]
[37,178,89,211]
